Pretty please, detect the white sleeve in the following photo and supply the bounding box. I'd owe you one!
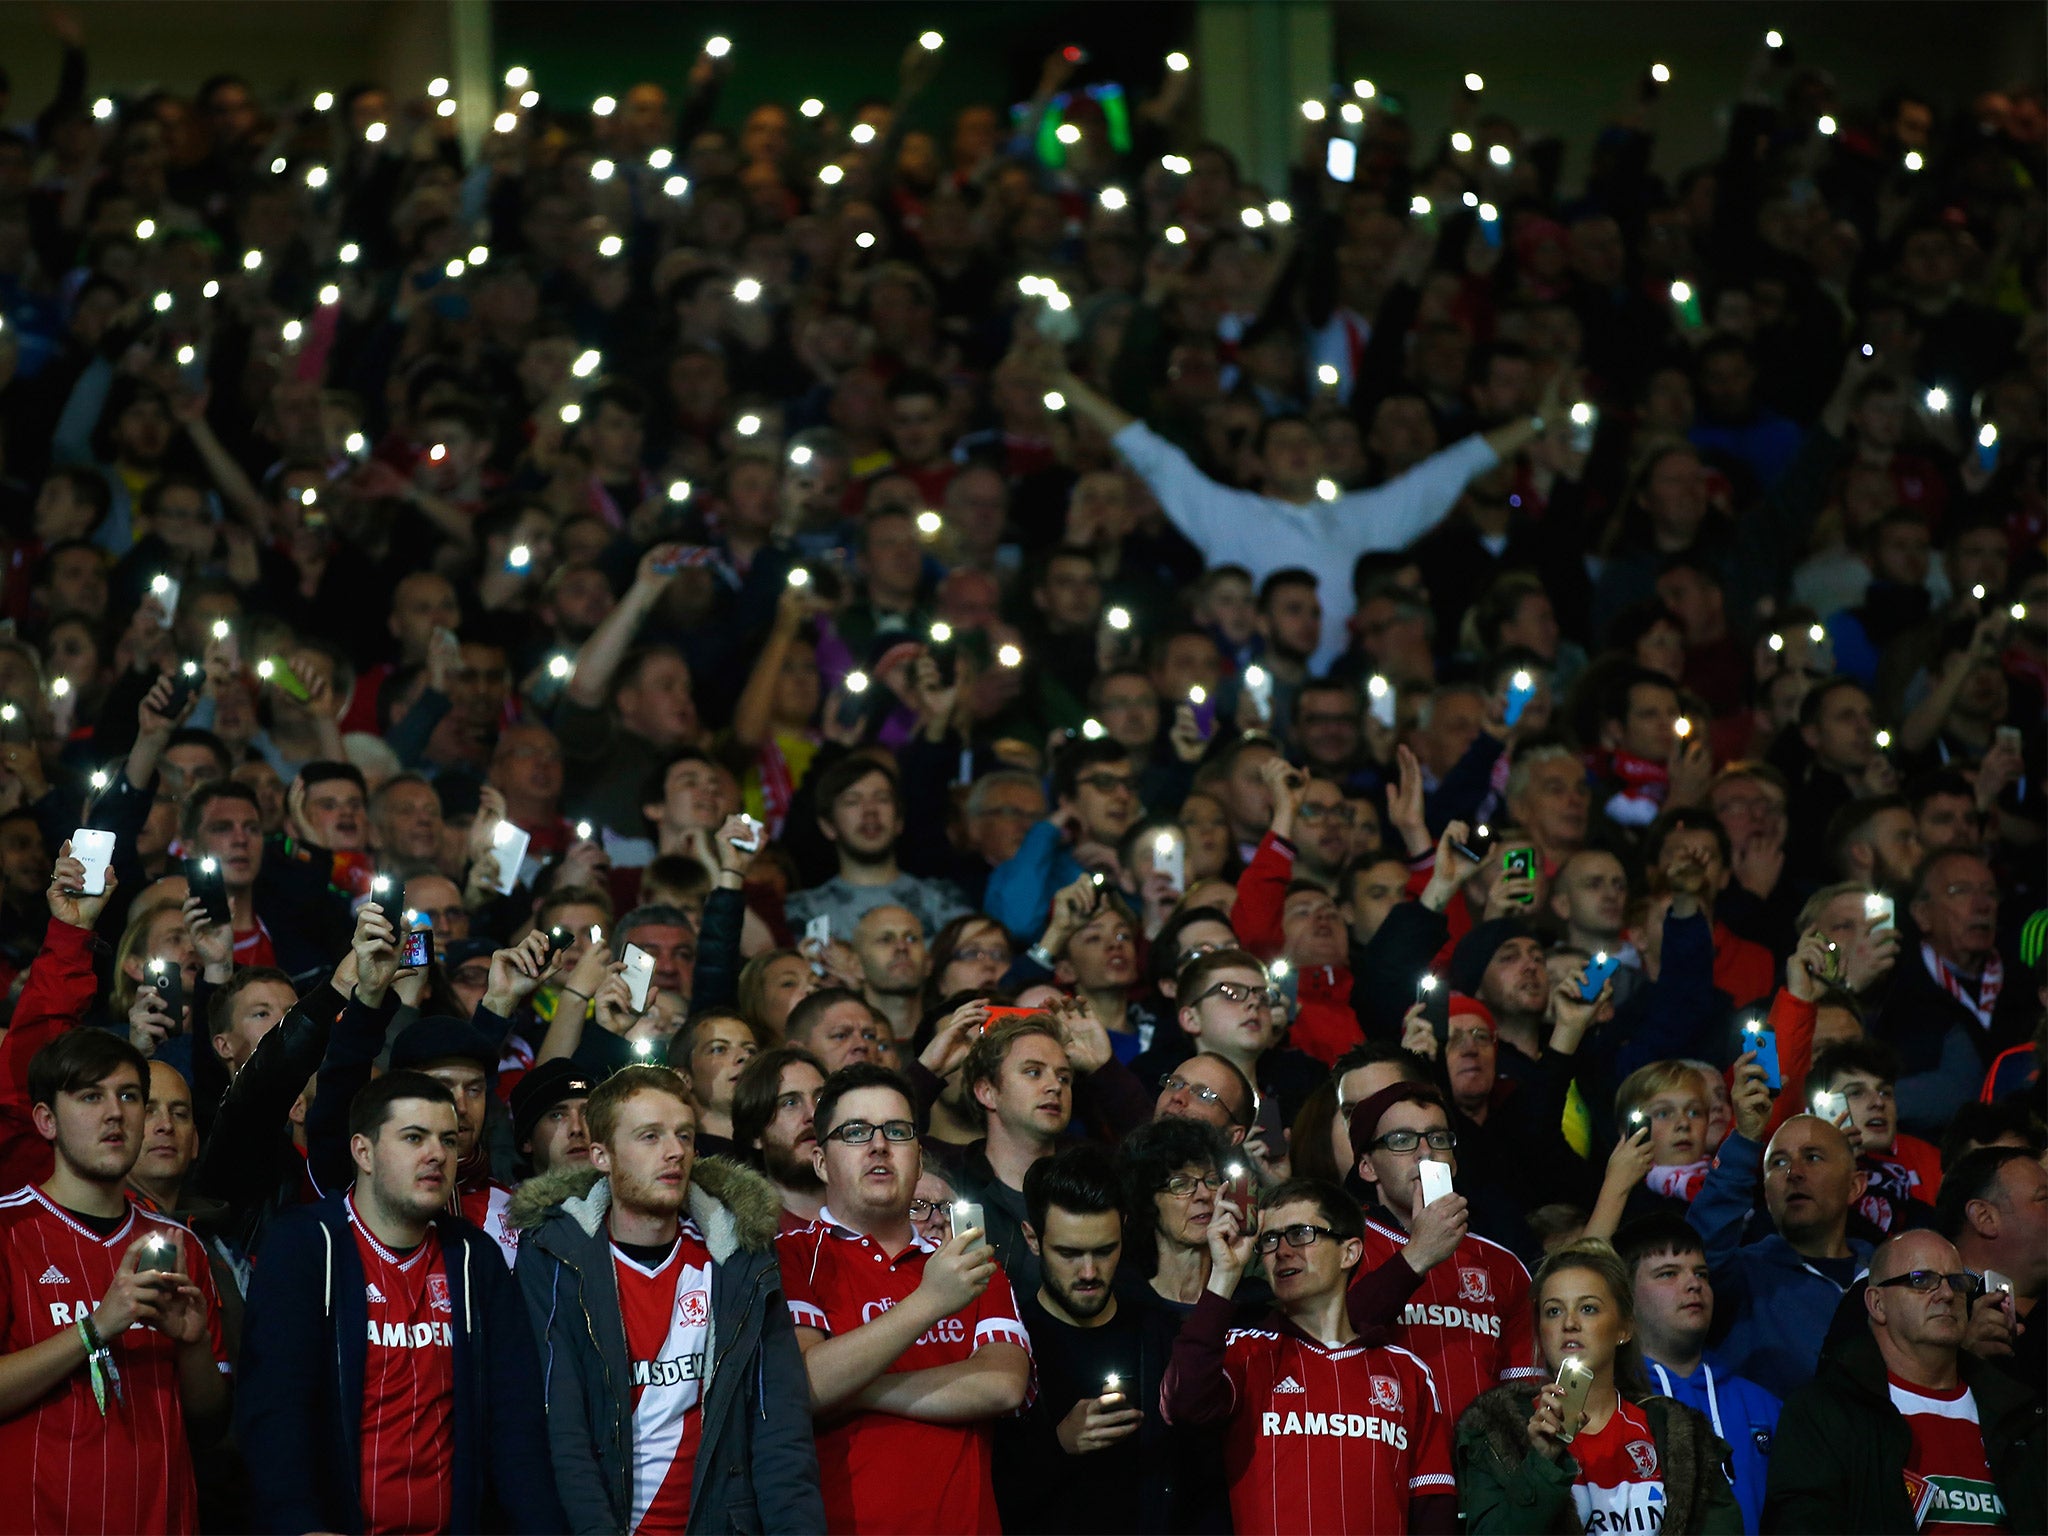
[1336,433,1499,554]
[1110,421,1265,563]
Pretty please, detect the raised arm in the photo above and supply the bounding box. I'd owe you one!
[563,543,683,710]
[793,1229,998,1416]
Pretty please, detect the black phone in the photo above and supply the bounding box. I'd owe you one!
[145,959,183,1022]
[927,625,957,688]
[401,925,434,969]
[367,873,401,917]
[161,659,203,717]
[186,855,231,925]
[544,925,573,959]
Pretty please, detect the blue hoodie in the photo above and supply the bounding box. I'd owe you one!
[236,1193,567,1534]
[1642,1350,1782,1534]
[1686,1131,1871,1399]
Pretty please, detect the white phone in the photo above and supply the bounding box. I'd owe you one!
[1864,892,1896,933]
[1368,674,1397,729]
[733,814,764,854]
[1811,1089,1849,1127]
[1243,666,1274,725]
[150,574,180,628]
[70,829,115,896]
[623,943,655,1012]
[1418,1159,1455,1207]
[1152,828,1185,894]
[489,820,530,896]
[1325,137,1357,182]
[951,1200,986,1249]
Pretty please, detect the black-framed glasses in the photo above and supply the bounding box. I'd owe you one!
[821,1119,918,1146]
[1164,1171,1225,1197]
[908,1198,942,1220]
[1371,1129,1457,1154]
[1193,980,1263,1007]
[1873,1270,1984,1299]
[1161,1074,1225,1107]
[1254,1223,1336,1255]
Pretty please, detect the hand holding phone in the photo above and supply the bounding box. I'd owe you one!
[1578,951,1620,1003]
[1743,1018,1782,1091]
[71,829,116,897]
[952,1200,987,1251]
[489,820,531,896]
[1417,1160,1454,1207]
[623,943,656,1012]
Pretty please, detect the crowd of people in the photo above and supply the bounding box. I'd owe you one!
[0,9,2041,1534]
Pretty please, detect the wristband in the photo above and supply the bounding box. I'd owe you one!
[76,1317,122,1416]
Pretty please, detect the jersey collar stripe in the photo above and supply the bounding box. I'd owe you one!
[28,1186,135,1246]
[1364,1216,1410,1244]
[345,1191,427,1269]
[815,1204,939,1254]
[1890,1386,1979,1420]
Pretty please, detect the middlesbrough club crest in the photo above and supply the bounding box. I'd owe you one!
[679,1289,709,1326]
[1457,1266,1494,1304]
[427,1274,452,1314]
[1625,1440,1660,1479]
[1368,1375,1403,1414]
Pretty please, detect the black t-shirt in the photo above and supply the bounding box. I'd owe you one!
[993,1290,1146,1535]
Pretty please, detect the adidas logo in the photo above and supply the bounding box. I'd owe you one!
[37,1266,71,1286]
[1273,1375,1306,1395]
[365,1284,388,1304]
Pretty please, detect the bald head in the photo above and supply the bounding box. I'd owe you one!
[1869,1227,1960,1286]
[1865,1228,1970,1373]
[853,904,927,997]
[1763,1115,1865,1253]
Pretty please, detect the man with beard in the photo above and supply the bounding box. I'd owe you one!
[785,757,970,939]
[946,1018,1076,1301]
[509,1058,595,1177]
[512,1065,822,1534]
[776,1064,1031,1532]
[994,1145,1149,1534]
[854,903,930,1040]
[0,1027,228,1535]
[732,1046,828,1229]
[238,1073,563,1534]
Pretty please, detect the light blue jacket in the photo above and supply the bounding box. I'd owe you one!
[1643,1350,1782,1535]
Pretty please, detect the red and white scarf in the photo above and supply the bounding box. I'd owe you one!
[1922,941,2002,1029]
[1646,1159,1712,1203]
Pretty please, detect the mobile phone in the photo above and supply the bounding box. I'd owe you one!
[1503,669,1537,728]
[1864,892,1896,933]
[150,574,180,627]
[926,622,957,687]
[1743,1018,1782,1090]
[1807,628,1835,675]
[1223,1162,1254,1215]
[1367,674,1397,729]
[1242,666,1274,725]
[1567,403,1599,455]
[186,855,231,923]
[544,925,573,959]
[1553,1356,1594,1442]
[952,1200,987,1249]
[1188,685,1216,739]
[1579,950,1620,1003]
[1417,1159,1454,1207]
[1152,827,1185,894]
[489,820,531,896]
[1811,1089,1849,1127]
[1994,724,2023,754]
[1984,1269,2015,1306]
[136,1233,182,1273]
[1501,845,1536,900]
[835,671,871,731]
[258,655,312,702]
[367,872,398,914]
[732,814,764,854]
[1325,137,1357,182]
[71,829,116,896]
[805,915,831,948]
[400,917,434,970]
[145,957,183,1021]
[162,658,203,716]
[623,943,656,1011]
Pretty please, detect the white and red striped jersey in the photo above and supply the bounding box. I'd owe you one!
[0,1186,227,1535]
[349,1193,454,1536]
[1355,1216,1540,1423]
[615,1222,715,1535]
[1887,1372,2009,1533]
[458,1180,519,1268]
[776,1208,1032,1534]
[1214,1323,1453,1535]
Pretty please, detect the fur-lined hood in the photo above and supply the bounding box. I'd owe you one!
[508,1154,783,1262]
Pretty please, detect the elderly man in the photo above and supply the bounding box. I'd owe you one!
[1766,1228,2044,1533]
[1875,850,2034,1135]
[1688,1059,1873,1397]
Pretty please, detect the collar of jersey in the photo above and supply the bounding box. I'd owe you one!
[817,1205,938,1254]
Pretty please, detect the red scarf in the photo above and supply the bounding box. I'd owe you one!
[1922,942,2002,1029]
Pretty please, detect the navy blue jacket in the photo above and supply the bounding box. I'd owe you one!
[236,1192,567,1534]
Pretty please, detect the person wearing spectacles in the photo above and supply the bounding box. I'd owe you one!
[984,738,1137,946]
[1153,1053,1256,1142]
[775,1063,1032,1533]
[1159,1175,1457,1534]
[1348,1083,1542,1428]
[1132,950,1324,1143]
[1765,1228,2042,1535]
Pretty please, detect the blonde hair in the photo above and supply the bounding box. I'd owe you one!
[1613,1058,1710,1124]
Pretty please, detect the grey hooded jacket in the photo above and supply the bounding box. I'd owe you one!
[511,1156,823,1535]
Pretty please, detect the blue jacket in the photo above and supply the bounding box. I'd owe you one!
[985,818,1081,943]
[1642,1351,1782,1535]
[236,1192,567,1535]
[1686,1131,1871,1399]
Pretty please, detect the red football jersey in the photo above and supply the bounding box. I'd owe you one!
[1570,1396,1667,1532]
[349,1194,455,1536]
[1888,1373,2010,1533]
[0,1186,227,1535]
[776,1209,1032,1535]
[457,1180,519,1268]
[1354,1216,1540,1423]
[1212,1323,1452,1535]
[616,1221,715,1535]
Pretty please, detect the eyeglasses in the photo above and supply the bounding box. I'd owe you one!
[1193,980,1263,1007]
[1254,1223,1336,1255]
[908,1197,942,1220]
[1077,773,1137,795]
[952,946,1009,964]
[1370,1129,1457,1154]
[1160,1074,1226,1107]
[1873,1270,1984,1299]
[1163,1172,1225,1197]
[1297,804,1355,825]
[821,1119,918,1146]
[1940,882,1998,901]
[1177,941,1225,964]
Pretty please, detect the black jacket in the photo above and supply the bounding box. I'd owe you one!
[236,1193,567,1534]
[1764,1328,2045,1534]
[511,1158,822,1536]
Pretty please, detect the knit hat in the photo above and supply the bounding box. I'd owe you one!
[1448,917,1531,998]
[1446,992,1497,1032]
[388,1015,498,1076]
[1347,1081,1446,1165]
[510,1058,596,1149]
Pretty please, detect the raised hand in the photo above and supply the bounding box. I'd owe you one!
[48,842,115,931]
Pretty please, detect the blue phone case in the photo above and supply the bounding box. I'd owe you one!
[1749,1028,1782,1091]
[1578,954,1620,1002]
[1504,679,1536,727]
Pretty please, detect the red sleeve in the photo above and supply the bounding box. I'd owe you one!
[1346,1250,1427,1335]
[775,1229,831,1334]
[968,1265,1032,1356]
[1763,987,1817,1138]
[1159,1289,1242,1427]
[1404,1354,1457,1500]
[1496,1254,1541,1383]
[0,921,99,1191]
[1230,833,1294,959]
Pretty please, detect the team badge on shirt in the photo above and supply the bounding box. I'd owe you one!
[679,1288,708,1326]
[427,1274,451,1313]
[1369,1375,1403,1413]
[1457,1267,1494,1303]
[1626,1440,1660,1479]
